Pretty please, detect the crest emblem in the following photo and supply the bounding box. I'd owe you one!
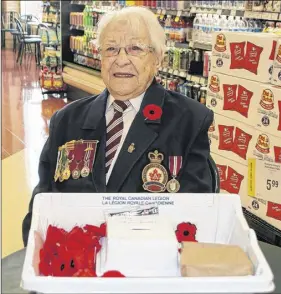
[142,150,168,193]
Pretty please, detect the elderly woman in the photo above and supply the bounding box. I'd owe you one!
[22,6,214,246]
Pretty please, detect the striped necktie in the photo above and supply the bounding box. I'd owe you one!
[105,100,131,174]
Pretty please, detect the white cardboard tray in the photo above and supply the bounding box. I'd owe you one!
[21,193,275,293]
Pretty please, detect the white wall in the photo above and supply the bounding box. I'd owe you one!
[20,0,43,22]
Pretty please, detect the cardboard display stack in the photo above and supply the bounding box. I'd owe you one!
[206,31,281,232]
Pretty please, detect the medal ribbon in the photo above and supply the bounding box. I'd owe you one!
[83,142,92,168]
[169,156,182,178]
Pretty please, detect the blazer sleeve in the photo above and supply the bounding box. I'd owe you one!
[179,109,214,193]
[22,111,58,247]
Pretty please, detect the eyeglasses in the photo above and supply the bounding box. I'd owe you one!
[99,44,154,57]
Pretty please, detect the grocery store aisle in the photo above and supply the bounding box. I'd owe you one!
[1,48,69,257]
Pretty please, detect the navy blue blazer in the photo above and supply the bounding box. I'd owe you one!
[22,80,214,246]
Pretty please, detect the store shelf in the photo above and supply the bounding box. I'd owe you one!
[70,24,85,31]
[158,67,207,85]
[190,6,280,20]
[62,62,105,95]
[192,42,212,51]
[151,8,191,17]
[41,84,67,96]
[71,48,100,59]
[63,61,101,77]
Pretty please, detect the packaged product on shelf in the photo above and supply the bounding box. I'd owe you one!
[272,38,281,86]
[53,74,64,89]
[211,32,279,83]
[250,131,281,164]
[49,51,58,68]
[199,86,207,105]
[192,83,201,101]
[263,21,276,33]
[265,0,281,12]
[273,0,281,12]
[206,72,281,137]
[252,1,264,11]
[211,153,248,206]
[183,81,193,98]
[43,72,53,89]
[245,158,281,230]
[203,51,211,78]
[272,66,281,86]
[208,113,256,166]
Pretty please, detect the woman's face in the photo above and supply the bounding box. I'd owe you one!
[100,19,159,100]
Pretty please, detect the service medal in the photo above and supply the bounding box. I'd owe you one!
[63,168,71,180]
[166,178,180,193]
[166,156,182,193]
[72,166,81,180]
[80,141,97,178]
[142,150,168,193]
[81,166,90,177]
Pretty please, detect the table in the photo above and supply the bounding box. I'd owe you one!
[2,242,281,294]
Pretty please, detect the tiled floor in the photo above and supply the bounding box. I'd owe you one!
[1,48,69,257]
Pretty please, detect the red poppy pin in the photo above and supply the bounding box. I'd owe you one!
[143,104,162,121]
[102,270,125,278]
[39,223,106,277]
[175,222,198,243]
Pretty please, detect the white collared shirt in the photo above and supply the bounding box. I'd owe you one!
[105,92,145,184]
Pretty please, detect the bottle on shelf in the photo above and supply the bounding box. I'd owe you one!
[192,13,202,42]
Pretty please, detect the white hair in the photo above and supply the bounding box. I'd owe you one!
[96,6,166,62]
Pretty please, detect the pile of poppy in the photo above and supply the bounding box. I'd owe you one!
[39,223,124,277]
[39,221,197,277]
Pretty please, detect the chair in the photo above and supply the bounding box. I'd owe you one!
[1,11,19,48]
[208,155,220,193]
[19,14,40,35]
[14,18,41,65]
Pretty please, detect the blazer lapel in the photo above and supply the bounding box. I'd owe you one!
[106,81,166,192]
[81,89,108,192]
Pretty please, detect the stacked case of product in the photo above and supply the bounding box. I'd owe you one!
[206,31,281,230]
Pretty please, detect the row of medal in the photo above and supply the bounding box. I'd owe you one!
[54,142,182,194]
[54,140,98,183]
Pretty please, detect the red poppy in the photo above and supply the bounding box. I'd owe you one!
[99,223,107,237]
[102,271,125,278]
[143,104,162,120]
[39,224,104,277]
[73,268,97,277]
[175,222,197,243]
[84,223,106,237]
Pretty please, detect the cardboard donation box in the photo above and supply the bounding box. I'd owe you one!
[211,153,248,207]
[211,32,279,83]
[207,72,281,138]
[208,112,281,166]
[208,113,256,165]
[21,193,274,293]
[246,159,281,230]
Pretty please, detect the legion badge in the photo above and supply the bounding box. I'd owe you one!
[166,156,182,193]
[142,150,168,193]
[128,143,135,153]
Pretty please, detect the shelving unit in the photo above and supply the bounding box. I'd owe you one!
[61,1,281,100]
[39,1,67,97]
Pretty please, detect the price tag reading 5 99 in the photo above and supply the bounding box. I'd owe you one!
[266,179,279,191]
